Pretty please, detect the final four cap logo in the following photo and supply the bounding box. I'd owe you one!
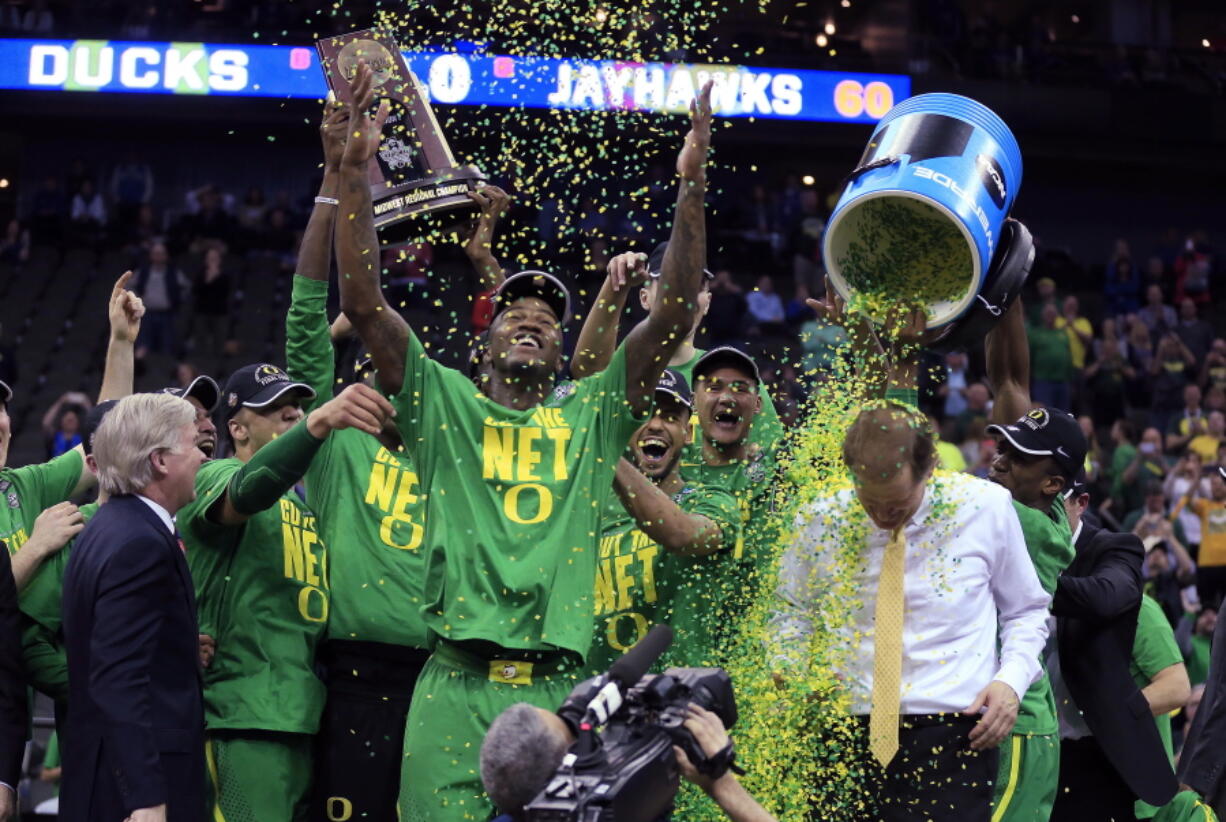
[1019,408,1050,430]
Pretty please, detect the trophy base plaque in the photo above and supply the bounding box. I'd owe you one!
[317,29,487,245]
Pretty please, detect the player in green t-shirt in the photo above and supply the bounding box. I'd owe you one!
[983,298,1085,822]
[588,369,741,674]
[335,62,716,821]
[570,243,783,465]
[284,97,512,822]
[178,363,393,822]
[2,270,146,588]
[1131,595,1191,820]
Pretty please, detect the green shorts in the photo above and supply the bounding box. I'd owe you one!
[992,733,1059,822]
[205,729,313,822]
[397,642,582,822]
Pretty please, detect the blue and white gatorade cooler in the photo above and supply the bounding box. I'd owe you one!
[822,92,1023,327]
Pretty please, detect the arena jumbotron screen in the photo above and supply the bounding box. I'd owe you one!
[0,37,910,123]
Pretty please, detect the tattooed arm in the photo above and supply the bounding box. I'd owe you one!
[335,61,410,396]
[621,80,713,415]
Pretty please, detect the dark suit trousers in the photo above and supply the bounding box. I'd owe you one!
[811,715,999,821]
[1051,737,1136,822]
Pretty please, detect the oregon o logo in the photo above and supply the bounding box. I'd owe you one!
[503,483,553,524]
[326,797,353,821]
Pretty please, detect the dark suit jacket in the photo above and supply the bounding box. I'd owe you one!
[1053,522,1178,807]
[1179,593,1226,812]
[61,495,204,822]
[0,544,28,790]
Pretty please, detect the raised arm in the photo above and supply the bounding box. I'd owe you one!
[612,459,725,556]
[335,61,409,396]
[461,184,510,292]
[621,82,713,414]
[208,384,394,527]
[98,270,144,403]
[571,252,648,379]
[286,98,349,410]
[986,298,1032,423]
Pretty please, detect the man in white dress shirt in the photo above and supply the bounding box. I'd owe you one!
[773,402,1051,821]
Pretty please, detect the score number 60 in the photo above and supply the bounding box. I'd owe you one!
[834,79,895,119]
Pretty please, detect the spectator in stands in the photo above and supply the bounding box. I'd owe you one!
[784,282,815,329]
[953,381,992,441]
[799,310,846,378]
[179,183,235,252]
[1029,302,1073,410]
[1150,333,1197,432]
[189,245,233,361]
[1078,415,1105,485]
[132,242,189,360]
[1202,340,1226,394]
[1174,466,1226,609]
[110,153,154,229]
[1139,284,1177,337]
[1056,296,1093,372]
[41,398,88,459]
[0,219,30,266]
[1166,451,1209,554]
[747,274,786,336]
[1126,480,1189,550]
[1028,276,1059,325]
[1176,298,1215,367]
[1189,411,1226,464]
[1143,537,1196,629]
[937,351,971,419]
[1178,603,1216,688]
[786,188,823,284]
[69,179,107,246]
[1104,252,1141,317]
[1092,317,1128,361]
[238,186,268,233]
[1112,425,1167,517]
[1084,334,1134,427]
[1167,385,1207,455]
[1174,238,1212,307]
[705,269,746,345]
[1208,386,1226,415]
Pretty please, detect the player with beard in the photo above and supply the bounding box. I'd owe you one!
[571,246,783,464]
[335,61,714,821]
[587,369,740,673]
[286,96,511,822]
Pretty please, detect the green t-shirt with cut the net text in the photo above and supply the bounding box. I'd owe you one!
[179,457,328,734]
[389,331,644,660]
[287,275,429,648]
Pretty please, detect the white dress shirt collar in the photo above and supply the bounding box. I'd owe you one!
[136,494,176,534]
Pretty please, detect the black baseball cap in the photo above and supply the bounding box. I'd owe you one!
[655,368,692,409]
[0,379,9,405]
[161,374,220,414]
[987,406,1087,479]
[81,399,118,456]
[1062,468,1088,501]
[492,270,571,325]
[1218,465,1226,483]
[692,346,761,385]
[221,364,315,421]
[646,242,714,281]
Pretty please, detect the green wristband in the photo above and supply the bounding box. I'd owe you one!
[227,421,325,515]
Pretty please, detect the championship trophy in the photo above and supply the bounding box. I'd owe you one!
[316,29,485,243]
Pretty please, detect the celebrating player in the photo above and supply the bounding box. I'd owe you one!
[177,364,393,822]
[286,94,511,821]
[335,60,714,821]
[587,368,741,673]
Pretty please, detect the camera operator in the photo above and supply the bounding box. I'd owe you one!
[480,702,775,822]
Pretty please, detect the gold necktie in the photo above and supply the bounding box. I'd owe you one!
[869,527,906,768]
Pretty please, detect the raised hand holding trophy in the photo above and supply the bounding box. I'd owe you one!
[317,29,486,243]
